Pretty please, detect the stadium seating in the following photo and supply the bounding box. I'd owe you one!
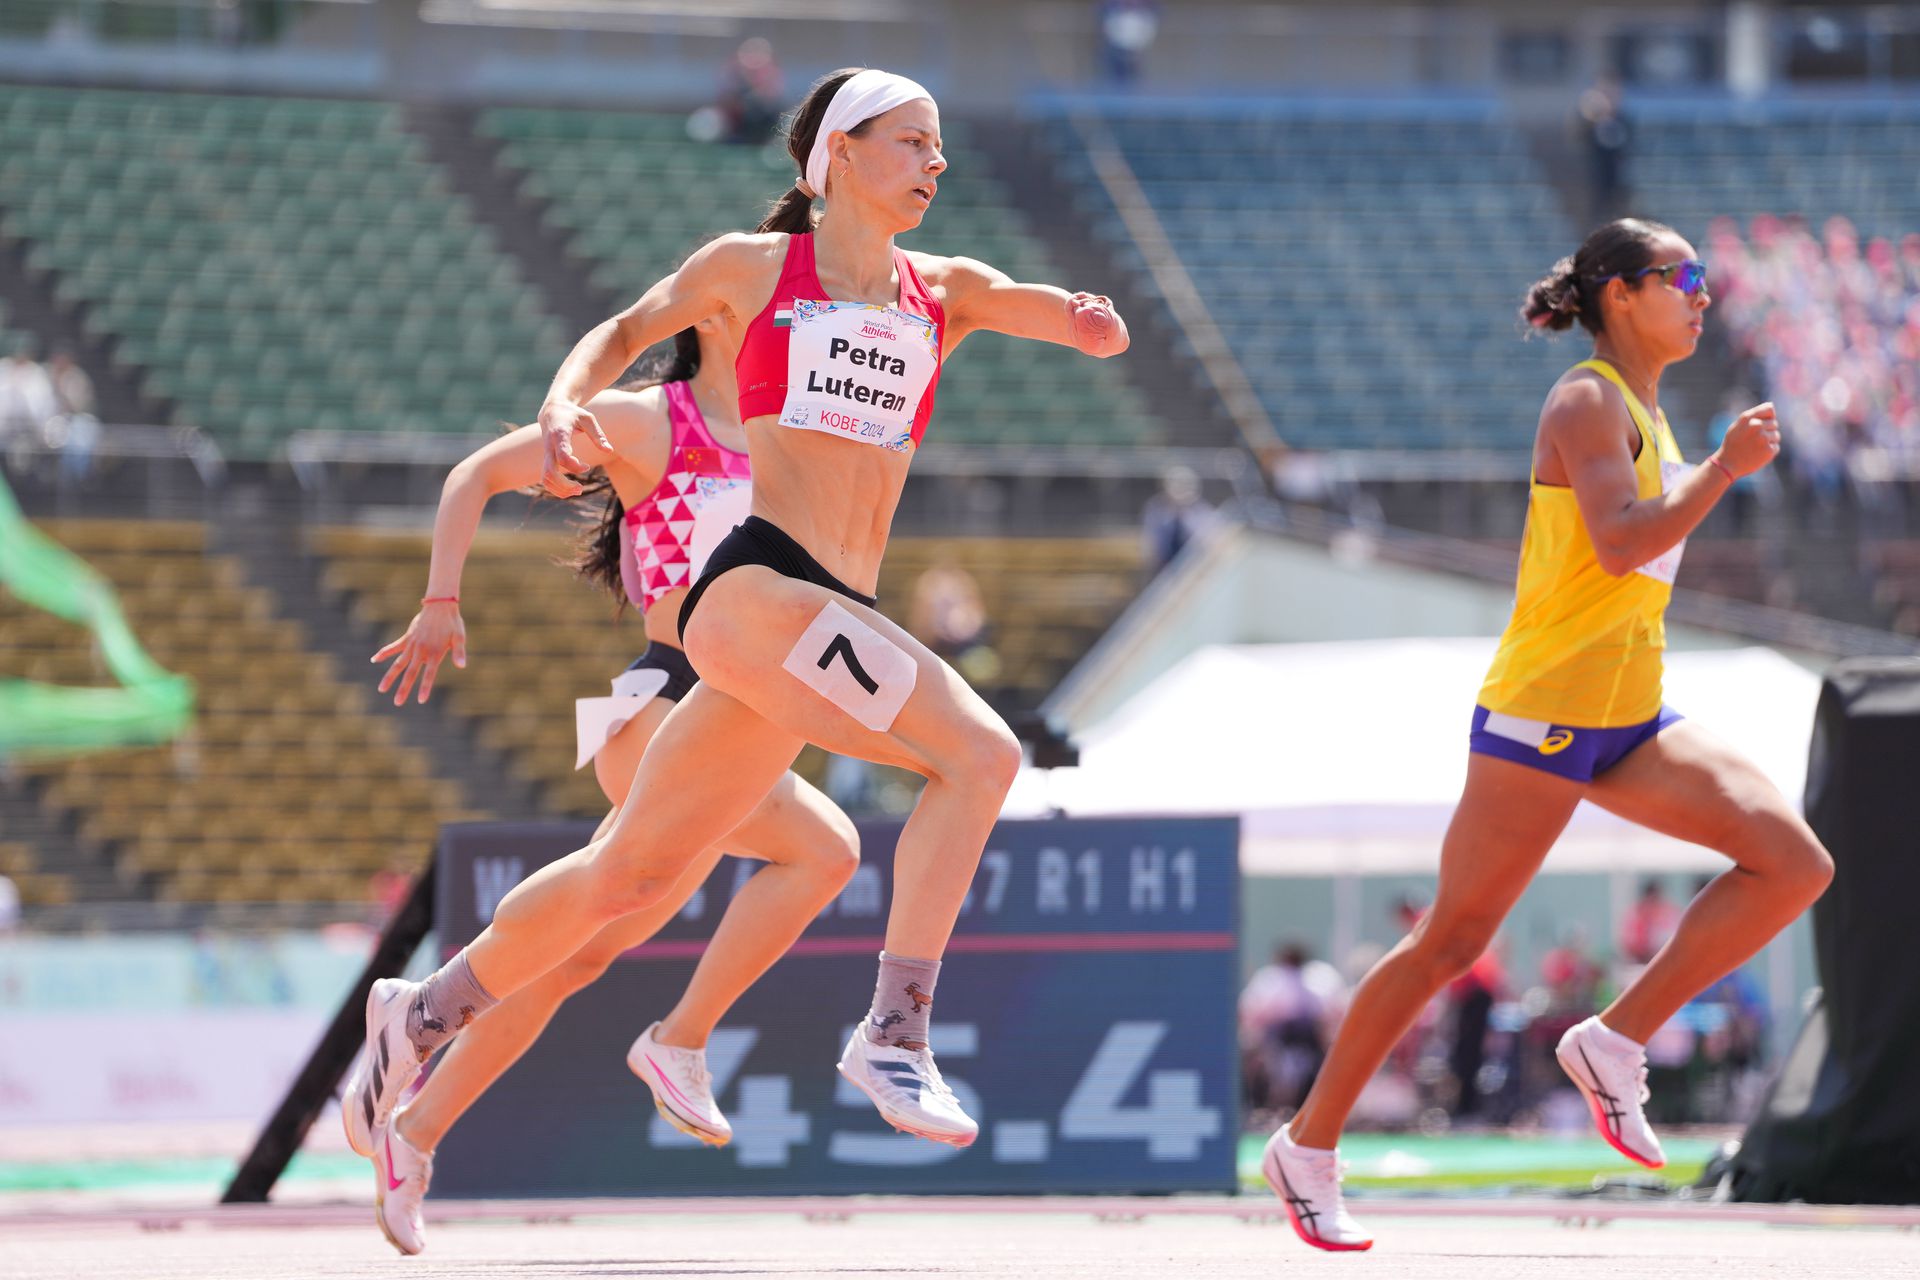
[1629,106,1920,245]
[0,1,298,43]
[0,520,469,904]
[315,522,647,817]
[1048,108,1574,453]
[478,107,1161,447]
[1633,108,1920,632]
[0,838,72,907]
[873,536,1143,701]
[0,84,568,458]
[315,523,1144,814]
[0,299,31,357]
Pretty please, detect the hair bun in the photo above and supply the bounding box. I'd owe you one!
[1521,254,1583,334]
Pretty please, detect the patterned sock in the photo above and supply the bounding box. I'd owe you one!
[404,952,497,1061]
[863,950,940,1049]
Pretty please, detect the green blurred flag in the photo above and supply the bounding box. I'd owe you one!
[0,473,194,755]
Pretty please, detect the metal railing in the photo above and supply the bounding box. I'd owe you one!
[3,422,227,514]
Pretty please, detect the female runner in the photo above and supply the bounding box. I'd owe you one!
[347,317,858,1254]
[348,67,1129,1173]
[1261,219,1833,1252]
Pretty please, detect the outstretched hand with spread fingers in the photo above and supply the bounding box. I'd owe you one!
[373,601,467,706]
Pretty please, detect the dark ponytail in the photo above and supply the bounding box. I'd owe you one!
[755,67,872,235]
[1521,217,1677,336]
[759,185,816,236]
[565,326,703,607]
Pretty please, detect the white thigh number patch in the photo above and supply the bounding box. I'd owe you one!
[781,600,917,733]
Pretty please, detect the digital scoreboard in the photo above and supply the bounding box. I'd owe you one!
[433,815,1239,1196]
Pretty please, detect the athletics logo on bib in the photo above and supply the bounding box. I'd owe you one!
[778,300,938,452]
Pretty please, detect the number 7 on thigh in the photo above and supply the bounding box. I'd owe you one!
[781,598,918,733]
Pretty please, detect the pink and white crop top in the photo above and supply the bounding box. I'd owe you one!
[619,380,752,612]
[735,232,944,453]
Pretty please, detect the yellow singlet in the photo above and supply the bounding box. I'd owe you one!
[1478,358,1687,728]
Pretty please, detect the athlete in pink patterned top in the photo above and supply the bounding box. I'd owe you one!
[621,379,752,611]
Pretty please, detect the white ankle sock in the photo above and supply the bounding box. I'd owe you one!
[1592,1017,1644,1053]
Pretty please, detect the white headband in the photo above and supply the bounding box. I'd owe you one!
[799,69,934,201]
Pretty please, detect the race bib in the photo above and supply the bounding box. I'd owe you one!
[1634,459,1691,585]
[777,300,938,452]
[687,478,752,581]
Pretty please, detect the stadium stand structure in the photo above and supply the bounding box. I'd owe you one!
[315,524,1144,815]
[315,524,646,819]
[0,297,27,355]
[1630,104,1920,246]
[0,1,310,43]
[1866,540,1920,637]
[1046,105,1572,453]
[1629,103,1920,632]
[0,519,469,906]
[0,84,568,459]
[479,107,1161,448]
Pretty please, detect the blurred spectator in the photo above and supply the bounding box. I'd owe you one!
[1270,447,1335,507]
[1240,941,1349,1112]
[1141,465,1216,573]
[1708,215,1920,485]
[1693,889,1767,1073]
[718,37,785,145]
[1099,0,1161,86]
[1525,925,1605,1113]
[1539,925,1603,1017]
[212,0,242,46]
[1707,386,1768,534]
[1380,894,1438,1079]
[0,343,56,453]
[1387,894,1506,1122]
[824,752,879,814]
[1621,877,1681,965]
[48,351,94,421]
[45,351,99,483]
[0,873,18,935]
[1445,940,1505,1121]
[909,559,1001,688]
[1577,76,1632,223]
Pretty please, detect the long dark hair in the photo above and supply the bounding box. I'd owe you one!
[1522,218,1677,336]
[756,67,871,235]
[564,327,702,607]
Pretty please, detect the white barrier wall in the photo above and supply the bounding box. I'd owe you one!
[0,1011,328,1126]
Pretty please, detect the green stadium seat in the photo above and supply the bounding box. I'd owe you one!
[0,83,569,458]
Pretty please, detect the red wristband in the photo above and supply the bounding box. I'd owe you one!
[1709,456,1736,484]
[421,595,459,606]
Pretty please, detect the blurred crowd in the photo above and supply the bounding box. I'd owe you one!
[1708,215,1920,491]
[1239,877,1772,1133]
[0,343,98,481]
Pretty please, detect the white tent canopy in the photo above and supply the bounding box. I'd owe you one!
[1005,638,1823,877]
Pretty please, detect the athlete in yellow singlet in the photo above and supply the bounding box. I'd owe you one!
[1261,219,1835,1254]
